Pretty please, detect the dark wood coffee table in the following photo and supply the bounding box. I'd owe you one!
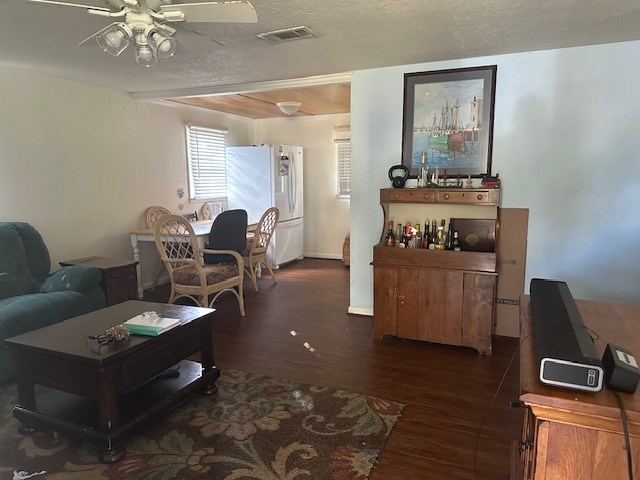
[5,300,220,463]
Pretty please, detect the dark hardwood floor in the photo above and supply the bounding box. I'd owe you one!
[144,258,522,480]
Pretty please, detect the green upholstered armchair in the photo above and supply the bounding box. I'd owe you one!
[0,222,106,384]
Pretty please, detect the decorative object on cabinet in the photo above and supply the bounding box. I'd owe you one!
[388,164,409,188]
[401,65,497,179]
[481,173,501,188]
[372,187,500,355]
[449,218,496,252]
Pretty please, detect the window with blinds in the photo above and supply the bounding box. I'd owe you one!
[337,142,351,197]
[185,124,228,200]
[334,125,351,198]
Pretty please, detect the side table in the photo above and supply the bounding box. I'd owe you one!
[60,256,139,306]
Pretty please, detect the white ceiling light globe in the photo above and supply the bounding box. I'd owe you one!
[104,30,124,49]
[135,45,157,67]
[150,32,178,59]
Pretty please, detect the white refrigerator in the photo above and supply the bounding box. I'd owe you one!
[226,144,304,268]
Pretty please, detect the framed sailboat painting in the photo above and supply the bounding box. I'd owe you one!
[401,65,497,180]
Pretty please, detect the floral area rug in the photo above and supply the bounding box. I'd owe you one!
[0,370,403,480]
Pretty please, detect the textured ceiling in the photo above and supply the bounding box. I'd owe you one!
[1,0,639,99]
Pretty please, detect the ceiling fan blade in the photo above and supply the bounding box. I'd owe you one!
[25,0,110,11]
[78,22,118,45]
[175,25,222,54]
[160,1,256,23]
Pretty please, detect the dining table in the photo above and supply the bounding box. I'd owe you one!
[130,219,256,299]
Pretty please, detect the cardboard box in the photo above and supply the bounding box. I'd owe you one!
[495,208,529,338]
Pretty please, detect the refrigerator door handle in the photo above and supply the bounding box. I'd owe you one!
[289,152,296,214]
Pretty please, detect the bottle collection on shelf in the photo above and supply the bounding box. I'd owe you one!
[416,151,473,189]
[384,219,460,251]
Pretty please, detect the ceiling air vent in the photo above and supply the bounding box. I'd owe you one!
[257,26,318,44]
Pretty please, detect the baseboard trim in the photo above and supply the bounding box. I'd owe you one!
[304,252,343,260]
[141,276,169,291]
[348,306,373,316]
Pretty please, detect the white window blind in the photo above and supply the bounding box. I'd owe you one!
[185,124,228,200]
[334,125,351,197]
[337,143,351,196]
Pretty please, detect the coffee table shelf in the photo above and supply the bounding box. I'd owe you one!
[14,360,209,445]
[6,301,218,463]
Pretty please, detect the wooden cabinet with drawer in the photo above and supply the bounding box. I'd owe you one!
[372,187,500,355]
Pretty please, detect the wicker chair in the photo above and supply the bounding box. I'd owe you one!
[145,206,172,291]
[200,201,225,220]
[146,205,171,228]
[154,215,245,315]
[242,207,279,292]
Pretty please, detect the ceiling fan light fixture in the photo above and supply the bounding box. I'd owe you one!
[96,24,131,57]
[276,101,302,115]
[134,44,157,67]
[150,31,178,60]
[32,0,258,67]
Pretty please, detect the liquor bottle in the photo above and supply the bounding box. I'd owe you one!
[404,223,412,248]
[385,221,395,247]
[396,223,403,247]
[418,151,427,188]
[405,222,412,248]
[398,224,405,248]
[453,231,461,251]
[437,219,446,250]
[414,224,422,248]
[429,220,437,249]
[422,220,430,248]
[445,221,454,250]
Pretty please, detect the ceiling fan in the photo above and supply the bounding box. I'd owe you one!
[22,0,257,67]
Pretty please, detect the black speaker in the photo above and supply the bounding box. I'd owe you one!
[530,279,604,392]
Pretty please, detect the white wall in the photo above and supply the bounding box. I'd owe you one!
[0,66,253,287]
[0,66,350,289]
[350,41,640,331]
[254,114,351,259]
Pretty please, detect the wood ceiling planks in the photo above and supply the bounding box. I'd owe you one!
[168,83,350,119]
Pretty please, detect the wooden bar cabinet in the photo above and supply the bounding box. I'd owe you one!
[372,187,500,355]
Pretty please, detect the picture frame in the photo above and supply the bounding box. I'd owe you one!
[401,65,497,179]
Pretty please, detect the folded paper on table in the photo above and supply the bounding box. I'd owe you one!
[123,315,181,336]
